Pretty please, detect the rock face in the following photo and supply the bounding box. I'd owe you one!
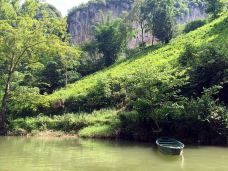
[67,0,206,46]
[67,0,134,44]
[177,6,206,24]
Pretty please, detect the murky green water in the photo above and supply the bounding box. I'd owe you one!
[0,137,228,171]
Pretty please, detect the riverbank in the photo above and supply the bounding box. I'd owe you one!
[6,108,228,145]
[6,129,228,146]
[7,130,79,138]
[7,109,120,139]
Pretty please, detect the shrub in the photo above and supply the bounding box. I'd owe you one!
[8,109,118,134]
[64,76,126,112]
[118,85,228,141]
[183,20,206,33]
[119,111,140,133]
[179,43,198,67]
[79,124,119,138]
[6,86,51,118]
[185,44,228,96]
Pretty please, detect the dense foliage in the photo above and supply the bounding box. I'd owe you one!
[152,0,176,43]
[8,109,119,137]
[0,0,80,134]
[93,17,133,66]
[24,14,226,143]
[0,0,227,144]
[205,0,225,19]
[183,19,206,33]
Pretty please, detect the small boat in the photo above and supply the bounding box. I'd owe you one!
[156,137,184,155]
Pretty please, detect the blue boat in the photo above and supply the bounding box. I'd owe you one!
[156,137,185,155]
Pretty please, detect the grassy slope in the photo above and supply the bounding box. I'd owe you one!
[48,14,228,102]
[11,14,228,138]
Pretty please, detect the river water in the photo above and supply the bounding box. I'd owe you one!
[0,137,227,171]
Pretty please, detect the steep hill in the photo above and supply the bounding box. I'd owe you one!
[47,14,228,113]
[10,14,228,143]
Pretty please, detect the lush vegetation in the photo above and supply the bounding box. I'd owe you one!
[205,0,225,19]
[47,14,227,108]
[8,109,120,138]
[0,0,227,145]
[92,17,133,66]
[0,0,80,134]
[183,19,206,33]
[6,13,226,143]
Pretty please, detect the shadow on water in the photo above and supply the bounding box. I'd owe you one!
[151,145,185,169]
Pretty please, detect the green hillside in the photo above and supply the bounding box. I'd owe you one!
[48,14,228,107]
[9,14,228,143]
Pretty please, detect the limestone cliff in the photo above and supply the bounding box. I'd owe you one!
[67,0,134,44]
[67,0,206,45]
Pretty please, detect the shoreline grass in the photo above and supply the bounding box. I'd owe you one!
[7,109,120,138]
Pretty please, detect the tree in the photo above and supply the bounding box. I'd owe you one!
[20,0,41,18]
[205,0,225,19]
[93,18,132,66]
[39,61,62,94]
[152,0,176,44]
[144,0,158,45]
[36,3,62,19]
[58,48,80,87]
[129,0,147,46]
[143,0,176,44]
[78,41,105,76]
[0,3,79,134]
[0,0,19,20]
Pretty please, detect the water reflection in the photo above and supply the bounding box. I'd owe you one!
[181,154,185,169]
[155,149,185,170]
[0,137,227,171]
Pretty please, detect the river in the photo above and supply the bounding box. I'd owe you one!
[0,137,227,171]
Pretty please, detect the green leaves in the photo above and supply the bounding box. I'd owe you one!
[93,18,133,66]
[183,20,207,33]
[205,0,225,19]
[0,0,18,20]
[0,1,81,121]
[44,14,228,118]
[142,0,176,44]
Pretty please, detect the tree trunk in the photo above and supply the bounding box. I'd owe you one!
[152,34,155,46]
[65,69,68,87]
[0,112,6,135]
[140,22,144,46]
[0,72,12,135]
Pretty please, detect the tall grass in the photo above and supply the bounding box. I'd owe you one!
[8,109,120,137]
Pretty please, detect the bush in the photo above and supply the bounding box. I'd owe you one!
[6,86,51,118]
[78,41,105,77]
[180,43,228,97]
[179,43,198,67]
[64,77,126,112]
[8,109,118,135]
[79,124,119,138]
[118,85,228,141]
[184,20,206,33]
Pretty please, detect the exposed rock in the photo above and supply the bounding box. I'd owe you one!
[67,0,134,44]
[67,0,206,47]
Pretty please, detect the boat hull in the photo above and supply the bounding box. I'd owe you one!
[158,145,183,155]
[156,138,184,155]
